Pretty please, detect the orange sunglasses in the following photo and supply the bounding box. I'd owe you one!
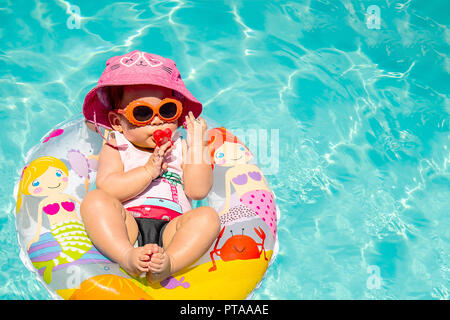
[114,98,183,126]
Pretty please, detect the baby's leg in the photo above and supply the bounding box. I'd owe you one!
[80,189,157,276]
[146,206,221,283]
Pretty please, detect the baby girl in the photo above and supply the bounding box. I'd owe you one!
[81,50,220,283]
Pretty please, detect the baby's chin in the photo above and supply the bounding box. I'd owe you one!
[131,137,157,151]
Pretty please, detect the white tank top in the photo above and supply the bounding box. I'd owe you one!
[114,130,192,214]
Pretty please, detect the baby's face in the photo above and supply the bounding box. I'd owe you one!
[112,85,178,149]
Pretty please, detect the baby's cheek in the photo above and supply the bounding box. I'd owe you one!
[218,159,226,165]
[33,187,43,195]
[62,177,68,182]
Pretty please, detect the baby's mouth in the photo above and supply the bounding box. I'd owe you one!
[48,183,61,189]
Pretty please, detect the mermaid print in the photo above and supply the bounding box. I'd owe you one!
[208,128,277,240]
[67,149,98,193]
[17,156,93,283]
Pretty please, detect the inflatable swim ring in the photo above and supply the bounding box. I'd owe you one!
[14,115,280,300]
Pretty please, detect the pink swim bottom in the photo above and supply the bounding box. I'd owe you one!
[240,190,277,240]
[126,205,181,221]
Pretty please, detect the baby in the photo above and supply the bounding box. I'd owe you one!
[81,50,221,283]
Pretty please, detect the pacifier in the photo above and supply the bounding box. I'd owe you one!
[153,128,173,147]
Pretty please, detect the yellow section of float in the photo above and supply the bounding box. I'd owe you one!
[57,251,272,300]
[134,250,273,300]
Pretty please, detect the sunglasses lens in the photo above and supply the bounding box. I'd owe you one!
[133,106,153,122]
[159,102,179,119]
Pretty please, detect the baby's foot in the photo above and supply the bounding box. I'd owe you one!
[146,246,172,283]
[122,244,159,277]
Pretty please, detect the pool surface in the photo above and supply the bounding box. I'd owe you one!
[0,0,449,299]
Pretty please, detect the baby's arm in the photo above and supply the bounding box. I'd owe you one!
[181,112,213,200]
[182,142,213,200]
[96,135,172,202]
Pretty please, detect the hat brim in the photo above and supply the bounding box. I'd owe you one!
[83,75,202,130]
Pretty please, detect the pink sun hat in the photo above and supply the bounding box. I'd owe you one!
[82,50,202,130]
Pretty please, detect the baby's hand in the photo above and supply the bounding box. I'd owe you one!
[184,111,207,148]
[144,141,174,180]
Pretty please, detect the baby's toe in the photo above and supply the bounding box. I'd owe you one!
[145,243,160,255]
[149,262,163,272]
[149,252,163,264]
[142,243,153,252]
[138,261,149,272]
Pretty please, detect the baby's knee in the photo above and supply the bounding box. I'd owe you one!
[81,189,121,215]
[82,189,106,208]
[196,207,221,232]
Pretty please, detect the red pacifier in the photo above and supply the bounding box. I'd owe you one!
[153,128,173,147]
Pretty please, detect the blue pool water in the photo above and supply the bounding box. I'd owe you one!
[0,0,449,299]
